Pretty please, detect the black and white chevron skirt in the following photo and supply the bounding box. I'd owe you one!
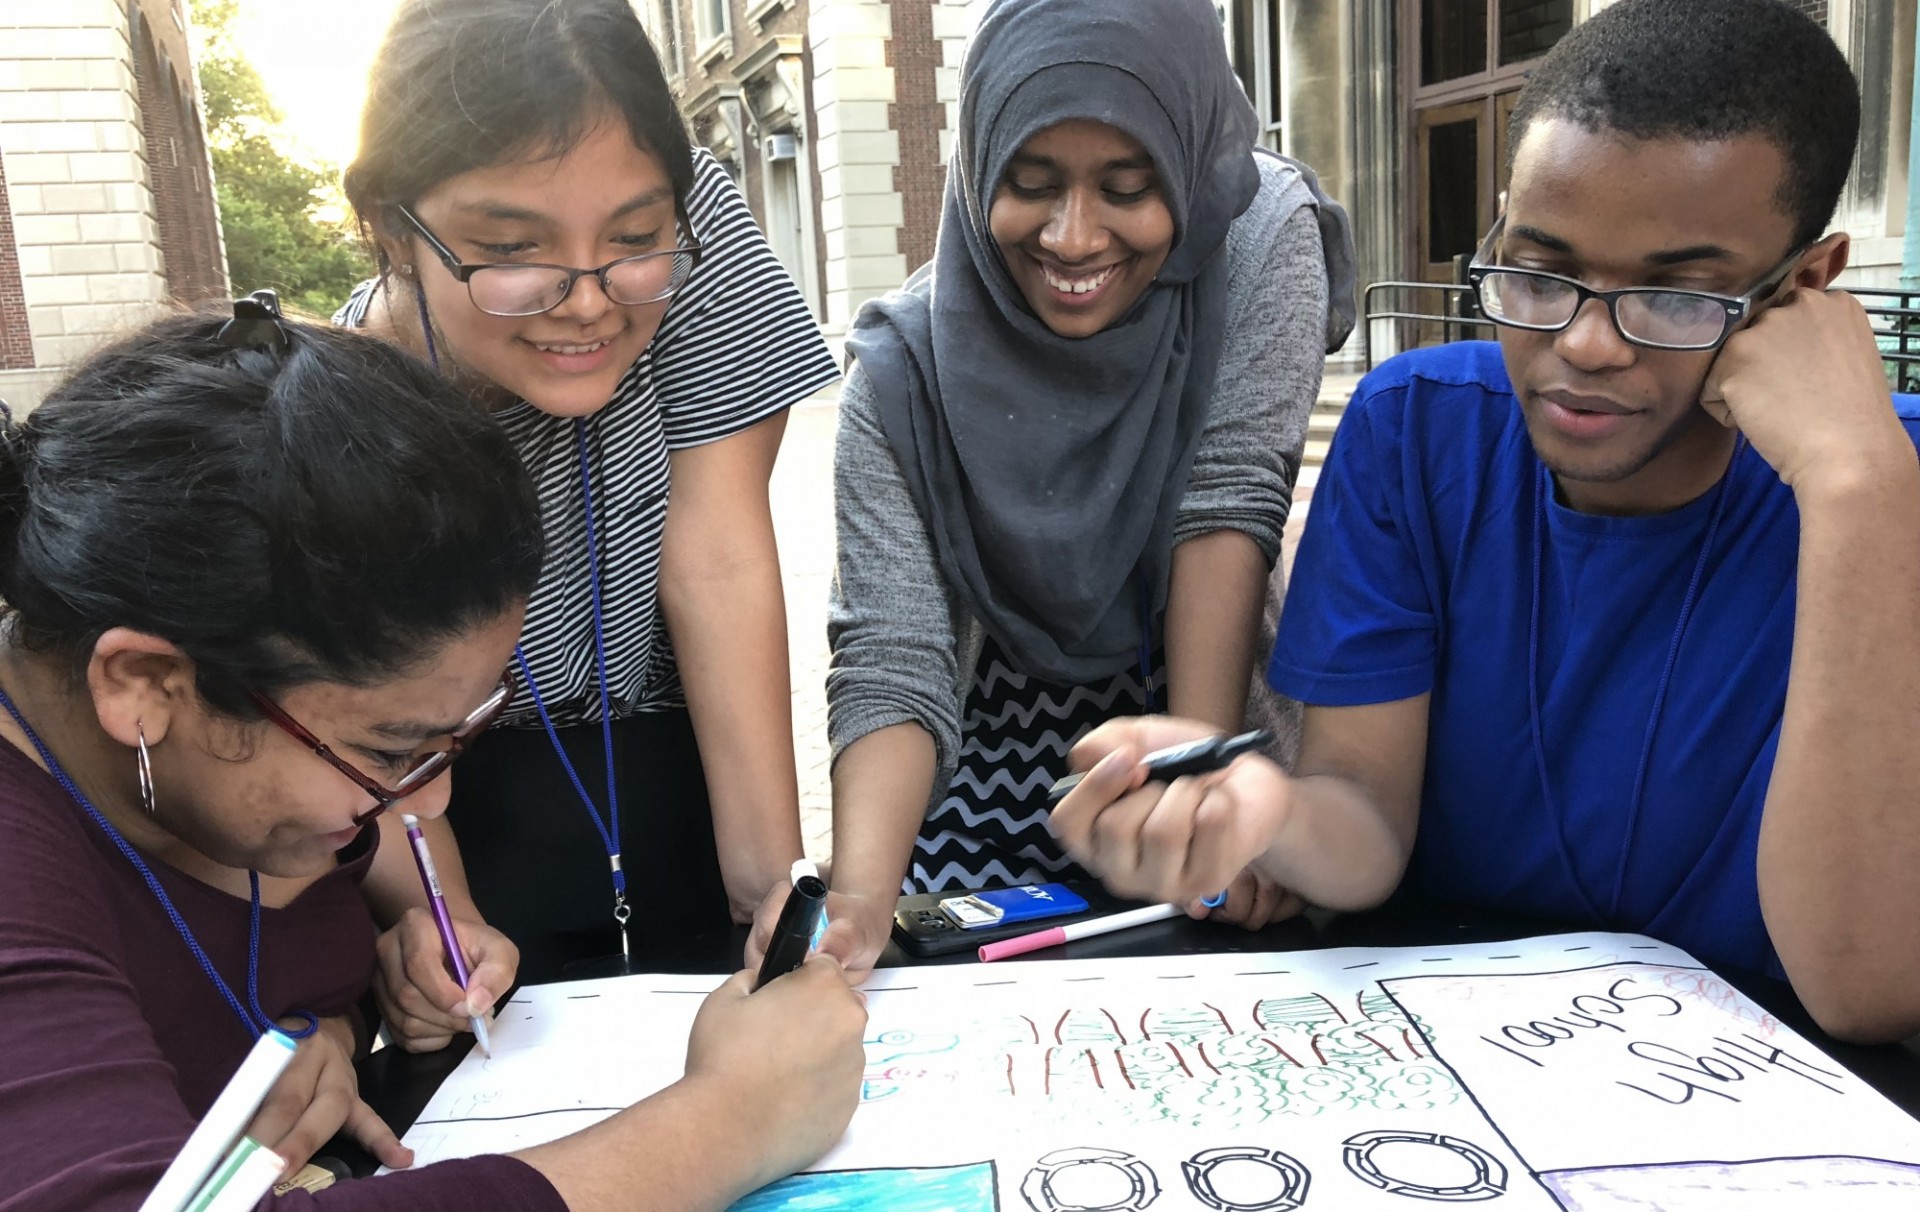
[908,633,1163,893]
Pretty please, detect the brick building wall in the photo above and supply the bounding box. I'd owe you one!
[0,156,36,370]
[130,3,225,301]
[1783,0,1829,25]
[887,0,942,273]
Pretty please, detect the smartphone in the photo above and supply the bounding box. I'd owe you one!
[940,883,1089,930]
[892,881,1117,958]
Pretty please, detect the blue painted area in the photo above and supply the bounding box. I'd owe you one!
[731,1161,998,1212]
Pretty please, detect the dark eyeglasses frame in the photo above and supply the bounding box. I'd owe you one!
[1466,217,1809,353]
[248,677,514,826]
[394,204,704,317]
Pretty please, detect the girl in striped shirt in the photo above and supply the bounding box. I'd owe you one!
[336,0,838,1042]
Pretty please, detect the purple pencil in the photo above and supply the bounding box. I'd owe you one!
[400,814,492,1056]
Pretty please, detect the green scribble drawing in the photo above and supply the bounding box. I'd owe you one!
[960,989,1462,1130]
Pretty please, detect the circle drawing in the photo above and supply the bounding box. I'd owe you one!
[1021,1146,1162,1212]
[1342,1129,1508,1201]
[1182,1145,1311,1211]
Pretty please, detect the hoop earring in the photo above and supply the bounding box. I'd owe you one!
[136,724,157,818]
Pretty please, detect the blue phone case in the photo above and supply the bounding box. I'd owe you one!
[941,883,1090,930]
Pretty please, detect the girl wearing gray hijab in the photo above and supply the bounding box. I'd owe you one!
[752,0,1355,977]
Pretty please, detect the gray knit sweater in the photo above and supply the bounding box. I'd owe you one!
[828,154,1331,802]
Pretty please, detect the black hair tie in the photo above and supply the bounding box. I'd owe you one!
[216,289,291,351]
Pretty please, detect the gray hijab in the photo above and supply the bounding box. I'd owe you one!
[847,0,1354,685]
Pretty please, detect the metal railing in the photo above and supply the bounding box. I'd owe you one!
[1359,280,1493,371]
[1851,288,1920,395]
[1361,279,1920,391]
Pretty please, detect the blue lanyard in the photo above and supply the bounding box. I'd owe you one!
[515,419,631,959]
[1137,575,1159,714]
[0,684,316,1042]
[1527,439,1741,923]
[405,290,632,958]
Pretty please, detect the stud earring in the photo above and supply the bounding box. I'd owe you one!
[135,723,157,818]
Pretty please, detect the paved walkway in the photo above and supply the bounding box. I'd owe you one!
[772,397,1314,866]
[770,399,841,864]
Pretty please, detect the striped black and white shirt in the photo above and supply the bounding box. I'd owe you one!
[340,148,839,726]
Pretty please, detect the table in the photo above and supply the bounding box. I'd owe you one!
[345,898,1920,1178]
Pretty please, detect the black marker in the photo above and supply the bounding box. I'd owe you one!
[754,873,828,989]
[1047,728,1273,805]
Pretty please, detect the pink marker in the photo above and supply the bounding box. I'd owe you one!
[978,902,1184,962]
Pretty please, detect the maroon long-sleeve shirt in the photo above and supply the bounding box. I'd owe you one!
[0,737,567,1211]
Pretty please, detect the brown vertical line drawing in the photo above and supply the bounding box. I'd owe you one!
[1043,1046,1056,1096]
[1020,1015,1040,1045]
[1166,1041,1195,1077]
[1252,998,1268,1031]
[1114,1048,1137,1090]
[1202,1002,1233,1033]
[1102,1009,1127,1042]
[1263,1037,1304,1067]
[1195,1039,1222,1075]
[1139,1008,1155,1039]
[1084,1048,1105,1089]
[1355,1030,1399,1061]
[1314,993,1350,1023]
[1310,1034,1330,1065]
[1401,1026,1426,1058]
[1357,991,1372,1021]
[1055,1010,1071,1045]
[1005,1053,1018,1097]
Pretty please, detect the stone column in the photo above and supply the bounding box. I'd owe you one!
[808,0,906,330]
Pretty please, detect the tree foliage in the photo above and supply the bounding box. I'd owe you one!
[195,0,370,316]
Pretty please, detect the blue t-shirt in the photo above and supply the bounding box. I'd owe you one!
[1269,341,1920,977]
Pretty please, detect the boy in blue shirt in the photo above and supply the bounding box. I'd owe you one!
[1049,0,1920,1043]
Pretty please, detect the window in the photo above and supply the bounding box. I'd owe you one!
[694,0,729,49]
[1223,2,1282,153]
[653,0,685,78]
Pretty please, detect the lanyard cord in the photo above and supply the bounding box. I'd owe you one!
[0,685,315,1041]
[514,420,627,912]
[1527,439,1742,923]
[1137,576,1159,715]
[410,283,629,932]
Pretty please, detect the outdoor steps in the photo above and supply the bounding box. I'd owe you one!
[1302,370,1361,474]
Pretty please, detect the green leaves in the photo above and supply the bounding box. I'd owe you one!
[195,0,371,315]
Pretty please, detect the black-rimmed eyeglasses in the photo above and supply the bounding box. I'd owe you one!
[1467,217,1807,352]
[395,205,702,318]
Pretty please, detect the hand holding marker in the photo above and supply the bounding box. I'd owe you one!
[137,1029,297,1212]
[400,814,491,1055]
[754,859,829,989]
[1045,728,1272,803]
[989,729,1274,963]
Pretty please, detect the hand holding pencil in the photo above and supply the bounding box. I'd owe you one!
[370,814,518,1053]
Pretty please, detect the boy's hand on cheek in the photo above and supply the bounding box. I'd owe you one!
[1704,288,1906,493]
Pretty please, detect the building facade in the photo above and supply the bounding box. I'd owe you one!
[1220,0,1913,360]
[643,0,981,331]
[0,0,226,411]
[646,0,1912,349]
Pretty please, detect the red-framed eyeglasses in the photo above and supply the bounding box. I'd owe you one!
[247,676,514,825]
